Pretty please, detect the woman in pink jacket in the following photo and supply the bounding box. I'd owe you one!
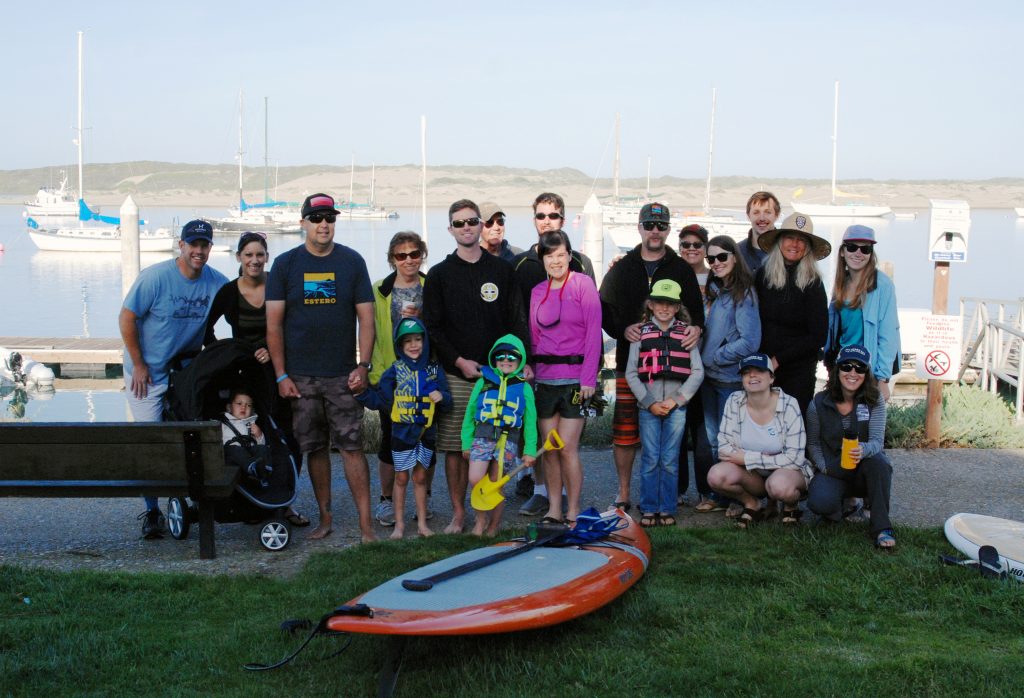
[529,230,603,525]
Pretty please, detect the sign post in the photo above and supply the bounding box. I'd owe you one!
[924,200,970,447]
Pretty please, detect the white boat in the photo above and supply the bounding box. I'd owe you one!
[1,347,55,388]
[336,160,399,219]
[791,82,892,218]
[23,171,78,218]
[26,32,174,253]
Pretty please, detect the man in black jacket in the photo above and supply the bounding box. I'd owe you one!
[738,191,780,273]
[599,202,705,511]
[423,199,529,533]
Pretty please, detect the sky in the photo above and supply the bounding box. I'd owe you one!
[2,0,1022,181]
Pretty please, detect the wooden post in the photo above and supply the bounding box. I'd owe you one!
[120,196,140,299]
[582,193,604,286]
[925,262,950,447]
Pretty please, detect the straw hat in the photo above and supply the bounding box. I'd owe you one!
[757,213,832,260]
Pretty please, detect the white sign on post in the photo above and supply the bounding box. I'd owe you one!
[928,199,970,263]
[915,314,963,381]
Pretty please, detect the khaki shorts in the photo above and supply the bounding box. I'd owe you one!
[290,374,364,453]
[435,374,474,453]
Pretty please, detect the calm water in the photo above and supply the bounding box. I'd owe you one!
[1,203,1021,421]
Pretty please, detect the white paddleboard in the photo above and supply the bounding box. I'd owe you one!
[944,513,1024,581]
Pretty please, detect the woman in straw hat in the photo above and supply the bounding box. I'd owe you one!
[754,213,830,415]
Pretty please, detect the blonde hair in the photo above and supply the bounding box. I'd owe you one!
[762,243,821,291]
[641,299,691,324]
[831,247,878,309]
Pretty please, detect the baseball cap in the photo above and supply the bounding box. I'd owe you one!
[843,225,877,244]
[836,344,871,366]
[739,353,773,374]
[640,202,670,224]
[395,317,426,342]
[479,201,505,222]
[679,223,709,244]
[648,279,682,303]
[181,219,213,243]
[301,193,340,218]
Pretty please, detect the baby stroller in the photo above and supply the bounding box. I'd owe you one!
[165,339,299,551]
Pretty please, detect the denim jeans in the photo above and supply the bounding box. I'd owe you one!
[638,406,687,514]
[124,373,168,512]
[702,380,742,460]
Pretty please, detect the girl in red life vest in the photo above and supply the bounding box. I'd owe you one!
[625,280,705,528]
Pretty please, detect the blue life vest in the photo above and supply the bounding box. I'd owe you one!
[389,360,440,427]
[474,371,527,430]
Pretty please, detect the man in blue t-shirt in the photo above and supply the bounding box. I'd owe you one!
[120,219,228,538]
[267,193,377,542]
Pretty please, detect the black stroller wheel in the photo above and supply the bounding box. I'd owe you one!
[167,497,191,540]
[259,519,290,551]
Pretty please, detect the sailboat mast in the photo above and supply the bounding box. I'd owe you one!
[237,90,244,209]
[264,96,269,203]
[76,31,84,201]
[704,87,717,215]
[348,155,355,208]
[613,113,621,200]
[420,115,428,245]
[646,156,651,198]
[831,80,839,205]
[370,162,376,207]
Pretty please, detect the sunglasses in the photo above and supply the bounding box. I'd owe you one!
[534,212,564,221]
[679,241,704,250]
[706,252,732,264]
[451,217,481,228]
[306,213,337,224]
[484,216,505,228]
[837,362,868,374]
[494,353,521,362]
[843,242,874,255]
[240,231,267,240]
[392,249,423,261]
[642,221,670,232]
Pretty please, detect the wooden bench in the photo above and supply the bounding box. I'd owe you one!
[0,421,237,559]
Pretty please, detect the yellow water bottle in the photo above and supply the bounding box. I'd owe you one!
[840,429,858,470]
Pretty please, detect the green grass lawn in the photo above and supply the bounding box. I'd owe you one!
[3,525,1023,697]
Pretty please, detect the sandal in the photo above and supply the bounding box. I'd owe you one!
[781,508,803,525]
[875,529,896,550]
[640,513,659,528]
[735,507,765,530]
[613,500,632,513]
[694,496,725,513]
[540,516,564,525]
[725,502,744,519]
[285,510,311,527]
[659,514,677,527]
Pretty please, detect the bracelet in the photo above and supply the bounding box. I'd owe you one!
[276,373,289,384]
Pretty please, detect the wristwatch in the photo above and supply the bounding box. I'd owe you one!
[358,361,372,370]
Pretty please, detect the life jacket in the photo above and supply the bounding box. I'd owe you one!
[389,360,439,427]
[474,374,527,431]
[636,320,692,383]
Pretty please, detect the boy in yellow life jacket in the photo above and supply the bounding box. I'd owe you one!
[461,334,537,536]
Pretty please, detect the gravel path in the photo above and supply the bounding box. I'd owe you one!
[2,447,1023,577]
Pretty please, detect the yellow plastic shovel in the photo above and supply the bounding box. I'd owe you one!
[470,430,565,511]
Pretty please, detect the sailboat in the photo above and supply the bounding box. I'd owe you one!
[23,170,78,218]
[337,158,399,219]
[791,81,892,218]
[601,113,658,226]
[27,31,175,253]
[682,88,750,242]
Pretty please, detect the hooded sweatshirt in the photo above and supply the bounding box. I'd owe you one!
[356,317,452,445]
[460,334,538,454]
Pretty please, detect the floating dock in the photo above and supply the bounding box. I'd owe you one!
[0,337,122,379]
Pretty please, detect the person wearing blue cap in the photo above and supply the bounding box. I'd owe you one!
[119,219,228,538]
[706,353,813,528]
[805,345,895,549]
[824,224,901,402]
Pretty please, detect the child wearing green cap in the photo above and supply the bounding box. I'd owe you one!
[625,279,705,528]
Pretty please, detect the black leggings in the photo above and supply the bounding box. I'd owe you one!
[678,384,713,496]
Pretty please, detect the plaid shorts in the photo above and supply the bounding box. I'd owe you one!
[290,374,364,453]
[612,374,640,447]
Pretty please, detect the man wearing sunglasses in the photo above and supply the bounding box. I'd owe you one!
[266,193,377,543]
[511,192,596,516]
[423,198,529,534]
[738,191,781,273]
[599,202,705,512]
[478,201,521,263]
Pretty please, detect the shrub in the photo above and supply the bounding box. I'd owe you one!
[885,384,1024,448]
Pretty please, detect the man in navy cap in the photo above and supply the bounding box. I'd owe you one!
[119,219,228,538]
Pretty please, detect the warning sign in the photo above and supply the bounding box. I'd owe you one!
[914,315,962,381]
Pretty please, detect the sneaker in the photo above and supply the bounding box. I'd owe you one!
[515,474,535,498]
[374,498,396,527]
[139,509,166,539]
[519,493,549,516]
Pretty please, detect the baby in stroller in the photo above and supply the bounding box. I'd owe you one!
[221,388,272,486]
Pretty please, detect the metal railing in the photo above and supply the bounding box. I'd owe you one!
[959,296,1024,421]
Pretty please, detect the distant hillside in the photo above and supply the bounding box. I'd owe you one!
[2,162,1023,209]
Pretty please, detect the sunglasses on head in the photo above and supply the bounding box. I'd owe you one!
[306,213,337,224]
[494,353,520,362]
[642,221,670,232]
[392,249,423,261]
[838,362,868,374]
[706,252,731,264]
[534,212,564,221]
[679,241,704,250]
[843,242,874,255]
[451,217,481,228]
[484,216,505,228]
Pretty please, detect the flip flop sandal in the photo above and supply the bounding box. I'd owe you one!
[735,507,765,530]
[540,516,565,525]
[781,508,803,525]
[694,498,725,513]
[613,500,632,513]
[285,511,311,527]
[874,528,897,550]
[640,513,659,528]
[658,515,677,527]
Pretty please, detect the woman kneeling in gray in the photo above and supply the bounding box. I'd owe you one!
[806,345,895,549]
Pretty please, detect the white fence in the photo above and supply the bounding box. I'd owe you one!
[959,296,1024,422]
